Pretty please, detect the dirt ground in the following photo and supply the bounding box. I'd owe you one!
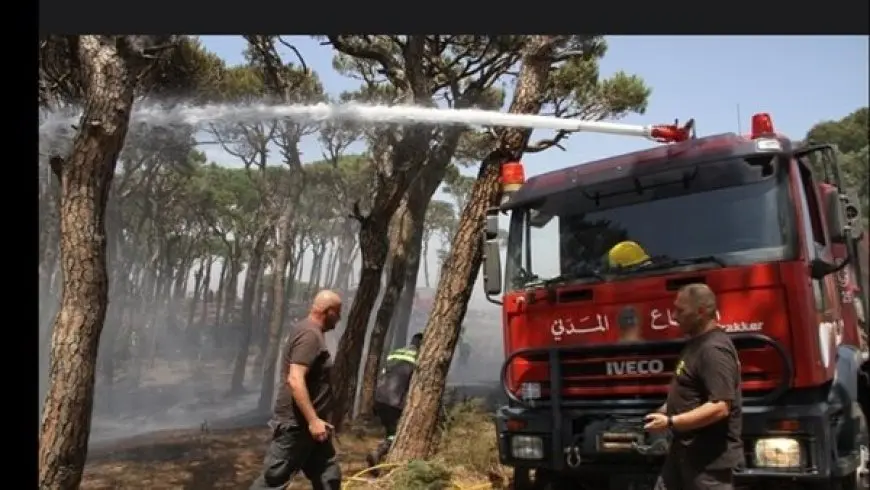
[82,403,506,490]
[83,423,383,489]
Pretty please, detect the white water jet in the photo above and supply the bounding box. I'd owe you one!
[39,101,641,139]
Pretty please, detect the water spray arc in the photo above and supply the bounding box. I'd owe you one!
[39,102,697,143]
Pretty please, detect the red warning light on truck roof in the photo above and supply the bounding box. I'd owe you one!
[750,113,775,139]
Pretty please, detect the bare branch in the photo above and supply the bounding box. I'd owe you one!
[327,36,406,89]
[276,37,308,74]
[525,129,572,153]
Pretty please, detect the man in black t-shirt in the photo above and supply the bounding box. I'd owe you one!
[644,283,743,490]
[249,290,343,490]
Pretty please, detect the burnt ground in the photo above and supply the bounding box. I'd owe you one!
[83,418,385,490]
[82,403,507,490]
[72,334,506,489]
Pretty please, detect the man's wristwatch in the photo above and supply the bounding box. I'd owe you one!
[667,415,674,429]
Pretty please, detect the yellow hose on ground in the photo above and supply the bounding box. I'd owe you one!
[345,463,402,488]
[345,462,493,490]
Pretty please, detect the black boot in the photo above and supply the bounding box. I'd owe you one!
[366,439,391,477]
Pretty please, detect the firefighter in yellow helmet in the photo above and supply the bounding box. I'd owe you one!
[607,240,652,269]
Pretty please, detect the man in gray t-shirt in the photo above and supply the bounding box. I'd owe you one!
[250,290,342,490]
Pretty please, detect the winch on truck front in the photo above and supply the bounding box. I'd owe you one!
[480,112,870,490]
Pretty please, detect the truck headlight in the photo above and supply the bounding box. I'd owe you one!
[511,435,544,460]
[520,382,541,400]
[754,438,802,468]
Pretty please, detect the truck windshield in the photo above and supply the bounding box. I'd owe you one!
[505,155,795,290]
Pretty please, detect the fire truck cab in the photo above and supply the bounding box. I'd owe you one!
[481,113,870,489]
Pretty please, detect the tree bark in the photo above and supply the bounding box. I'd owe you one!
[357,204,411,416]
[331,221,356,292]
[38,35,143,490]
[231,224,272,393]
[422,237,430,288]
[329,129,432,429]
[358,130,462,415]
[187,258,205,328]
[390,217,425,352]
[388,36,559,462]
[258,212,297,412]
[199,256,213,327]
[213,257,228,328]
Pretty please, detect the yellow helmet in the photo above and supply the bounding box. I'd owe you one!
[607,241,651,268]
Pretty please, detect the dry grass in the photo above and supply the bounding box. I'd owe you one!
[82,400,506,490]
[346,400,509,490]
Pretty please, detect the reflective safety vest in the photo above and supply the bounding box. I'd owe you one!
[375,345,419,408]
[385,347,418,366]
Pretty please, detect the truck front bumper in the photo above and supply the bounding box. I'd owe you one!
[496,400,857,483]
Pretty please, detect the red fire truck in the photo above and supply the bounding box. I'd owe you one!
[480,113,869,489]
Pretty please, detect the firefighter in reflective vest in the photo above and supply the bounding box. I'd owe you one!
[366,333,423,470]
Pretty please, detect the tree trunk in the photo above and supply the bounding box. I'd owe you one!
[200,256,213,326]
[38,35,142,490]
[358,130,462,415]
[390,218,426,352]
[295,250,306,289]
[253,263,269,340]
[331,222,357,292]
[330,125,432,429]
[213,257,228,328]
[306,243,325,298]
[422,236,430,288]
[231,225,272,393]
[325,244,338,288]
[258,214,296,412]
[221,259,240,326]
[172,261,189,301]
[97,209,125,398]
[348,245,360,289]
[315,244,327,287]
[388,36,558,462]
[188,258,206,329]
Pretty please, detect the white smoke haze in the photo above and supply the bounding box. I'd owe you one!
[39,100,508,447]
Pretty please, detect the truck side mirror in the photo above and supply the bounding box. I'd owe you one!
[809,258,836,280]
[482,233,503,296]
[485,207,500,240]
[809,256,849,280]
[825,190,848,244]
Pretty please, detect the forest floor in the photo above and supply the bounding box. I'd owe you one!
[82,400,510,490]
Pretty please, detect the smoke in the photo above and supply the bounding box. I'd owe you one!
[38,100,508,447]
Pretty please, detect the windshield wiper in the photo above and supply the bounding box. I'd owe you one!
[631,255,727,274]
[525,269,605,288]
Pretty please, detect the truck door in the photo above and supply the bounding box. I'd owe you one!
[794,156,843,370]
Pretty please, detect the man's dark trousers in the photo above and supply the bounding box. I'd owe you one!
[249,421,341,490]
[653,447,733,490]
[371,401,403,462]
